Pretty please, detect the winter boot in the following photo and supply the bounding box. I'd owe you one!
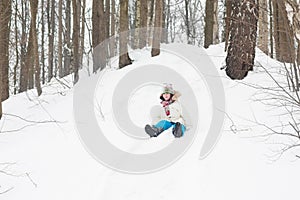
[145,124,164,137]
[172,122,184,138]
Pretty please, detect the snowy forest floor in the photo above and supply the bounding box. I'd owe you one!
[0,43,300,200]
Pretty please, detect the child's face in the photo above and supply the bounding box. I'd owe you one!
[163,93,171,101]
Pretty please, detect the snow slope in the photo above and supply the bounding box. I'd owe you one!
[0,43,300,200]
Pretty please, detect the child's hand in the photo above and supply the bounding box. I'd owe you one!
[161,101,169,107]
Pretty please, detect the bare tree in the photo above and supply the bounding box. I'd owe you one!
[258,0,269,55]
[119,0,132,68]
[58,0,63,78]
[204,0,218,48]
[272,0,295,63]
[73,0,80,83]
[92,0,107,72]
[151,0,163,57]
[30,0,42,95]
[64,0,72,76]
[0,0,11,101]
[225,0,259,80]
[48,0,55,82]
[110,0,116,56]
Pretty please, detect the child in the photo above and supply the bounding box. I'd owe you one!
[145,83,186,138]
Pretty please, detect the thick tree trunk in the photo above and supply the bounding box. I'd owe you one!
[92,0,107,72]
[225,0,259,80]
[151,0,163,57]
[0,0,11,101]
[258,0,269,55]
[273,0,295,63]
[139,0,148,49]
[204,0,218,48]
[119,0,132,68]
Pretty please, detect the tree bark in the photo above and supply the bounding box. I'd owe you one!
[204,0,218,48]
[110,0,116,56]
[225,0,259,80]
[80,0,86,66]
[139,0,148,49]
[92,0,107,72]
[0,0,11,101]
[225,0,232,51]
[119,0,132,68]
[273,0,295,63]
[151,0,163,57]
[134,0,141,49]
[48,0,55,82]
[64,0,71,76]
[30,0,42,96]
[258,0,269,55]
[73,0,80,83]
[58,0,63,78]
[19,0,28,93]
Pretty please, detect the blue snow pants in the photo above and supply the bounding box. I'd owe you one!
[154,120,186,136]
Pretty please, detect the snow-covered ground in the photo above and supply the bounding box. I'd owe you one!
[0,43,299,200]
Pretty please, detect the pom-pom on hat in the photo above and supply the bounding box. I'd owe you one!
[162,83,175,94]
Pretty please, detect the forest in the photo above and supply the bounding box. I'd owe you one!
[1,0,300,117]
[1,0,300,199]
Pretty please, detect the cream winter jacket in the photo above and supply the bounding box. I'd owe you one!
[159,91,185,125]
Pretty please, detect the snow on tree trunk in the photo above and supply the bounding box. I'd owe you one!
[225,0,259,80]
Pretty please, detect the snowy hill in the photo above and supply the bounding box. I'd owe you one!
[0,43,300,200]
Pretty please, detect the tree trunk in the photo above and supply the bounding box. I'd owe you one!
[119,0,132,68]
[19,0,28,93]
[269,0,274,58]
[73,0,80,83]
[212,0,219,44]
[204,0,218,48]
[151,0,163,57]
[48,0,55,82]
[80,0,86,66]
[41,0,45,83]
[185,0,191,44]
[92,0,107,72]
[273,0,295,63]
[134,0,141,49]
[110,0,116,56]
[30,0,42,96]
[13,0,18,94]
[0,0,11,101]
[139,0,148,49]
[58,0,63,78]
[224,0,232,50]
[225,0,259,80]
[64,0,71,76]
[258,0,269,55]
